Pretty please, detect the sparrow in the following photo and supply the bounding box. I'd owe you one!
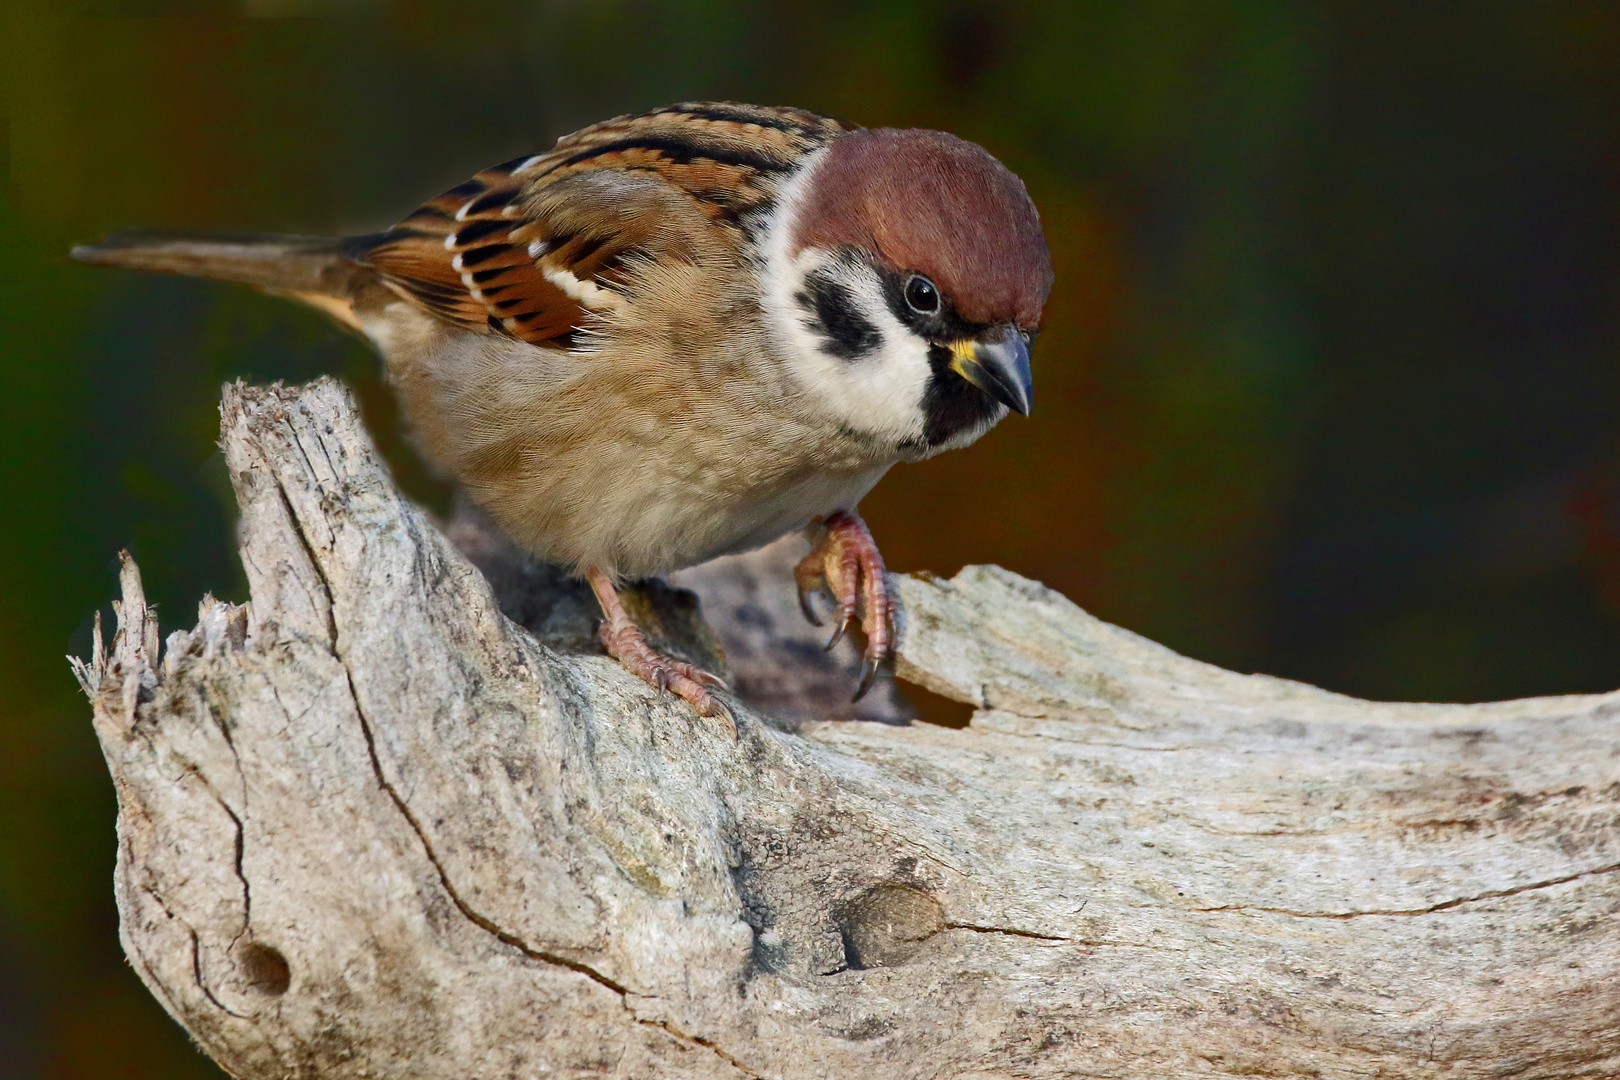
[72,101,1053,727]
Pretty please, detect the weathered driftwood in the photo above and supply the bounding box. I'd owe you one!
[75,378,1620,1079]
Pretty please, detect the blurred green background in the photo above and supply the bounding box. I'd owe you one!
[4,1,1620,1074]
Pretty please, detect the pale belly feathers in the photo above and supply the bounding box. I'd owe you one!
[359,297,894,578]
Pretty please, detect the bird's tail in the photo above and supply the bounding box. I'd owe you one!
[71,229,359,293]
[71,229,369,330]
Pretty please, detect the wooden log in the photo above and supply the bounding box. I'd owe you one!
[75,378,1620,1079]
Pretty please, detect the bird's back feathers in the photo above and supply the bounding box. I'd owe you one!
[352,102,854,348]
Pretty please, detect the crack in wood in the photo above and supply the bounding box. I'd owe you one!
[267,447,771,1077]
[1192,861,1620,918]
[631,1012,768,1080]
[939,922,1180,951]
[940,921,1070,942]
[140,883,250,1020]
[84,381,1620,1078]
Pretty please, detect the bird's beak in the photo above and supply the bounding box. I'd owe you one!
[948,328,1033,416]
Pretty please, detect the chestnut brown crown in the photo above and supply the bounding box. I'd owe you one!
[789,127,1053,330]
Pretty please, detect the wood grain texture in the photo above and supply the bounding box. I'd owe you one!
[76,378,1620,1079]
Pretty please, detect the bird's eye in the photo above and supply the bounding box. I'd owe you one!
[904,275,940,314]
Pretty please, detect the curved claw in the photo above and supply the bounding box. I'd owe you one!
[799,588,824,627]
[707,695,739,739]
[794,511,895,702]
[587,566,735,730]
[853,654,881,702]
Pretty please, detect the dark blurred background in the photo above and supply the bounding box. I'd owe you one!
[4,1,1620,1074]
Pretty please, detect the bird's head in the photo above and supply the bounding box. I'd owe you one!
[760,127,1053,456]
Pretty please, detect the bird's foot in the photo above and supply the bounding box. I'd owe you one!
[586,568,735,735]
[795,510,893,701]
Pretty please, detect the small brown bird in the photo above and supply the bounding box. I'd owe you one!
[73,101,1053,724]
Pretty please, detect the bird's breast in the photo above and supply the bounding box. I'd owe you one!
[359,298,894,578]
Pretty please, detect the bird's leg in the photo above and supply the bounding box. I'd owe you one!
[585,567,734,733]
[795,510,894,701]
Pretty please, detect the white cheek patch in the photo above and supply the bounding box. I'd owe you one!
[758,163,931,446]
[790,257,931,445]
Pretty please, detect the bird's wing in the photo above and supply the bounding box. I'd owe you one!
[348,102,854,348]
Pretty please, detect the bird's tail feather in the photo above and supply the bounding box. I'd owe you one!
[71,230,359,296]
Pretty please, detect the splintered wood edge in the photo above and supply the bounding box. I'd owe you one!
[71,376,1620,1080]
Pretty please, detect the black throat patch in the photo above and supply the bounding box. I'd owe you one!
[797,266,882,361]
[872,269,1007,451]
[918,344,1005,448]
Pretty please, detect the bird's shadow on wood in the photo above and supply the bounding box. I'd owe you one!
[443,496,909,725]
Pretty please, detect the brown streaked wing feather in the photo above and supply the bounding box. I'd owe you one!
[349,103,855,348]
[354,158,582,342]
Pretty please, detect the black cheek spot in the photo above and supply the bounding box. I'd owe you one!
[800,271,881,361]
[920,344,1003,447]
